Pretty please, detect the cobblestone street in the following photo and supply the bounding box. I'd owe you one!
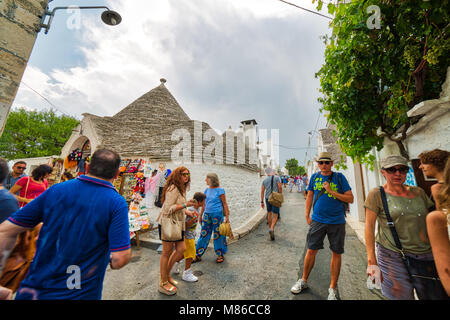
[102,190,385,300]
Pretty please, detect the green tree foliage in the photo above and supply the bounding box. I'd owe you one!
[285,158,299,175]
[0,108,79,160]
[285,158,305,175]
[296,165,306,176]
[314,0,450,165]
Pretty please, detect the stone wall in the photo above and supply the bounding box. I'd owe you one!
[0,0,48,136]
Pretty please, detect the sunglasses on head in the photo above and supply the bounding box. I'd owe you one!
[383,166,409,174]
[318,161,331,165]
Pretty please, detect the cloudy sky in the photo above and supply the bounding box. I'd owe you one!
[13,0,332,167]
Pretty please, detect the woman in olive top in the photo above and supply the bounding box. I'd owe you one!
[364,155,443,300]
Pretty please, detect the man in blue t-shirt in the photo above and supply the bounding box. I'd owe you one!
[0,158,20,224]
[0,149,131,300]
[290,152,353,300]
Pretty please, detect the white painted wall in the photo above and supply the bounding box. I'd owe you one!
[141,161,262,232]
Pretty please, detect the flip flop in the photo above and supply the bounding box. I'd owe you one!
[216,256,224,263]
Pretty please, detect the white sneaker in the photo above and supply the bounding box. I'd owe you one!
[290,279,308,294]
[172,262,180,275]
[327,287,339,300]
[182,269,198,282]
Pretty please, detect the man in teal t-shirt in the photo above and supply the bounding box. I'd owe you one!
[290,152,354,300]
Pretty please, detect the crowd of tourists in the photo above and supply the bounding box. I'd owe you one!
[0,147,449,301]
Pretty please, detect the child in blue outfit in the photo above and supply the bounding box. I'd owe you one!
[195,173,230,263]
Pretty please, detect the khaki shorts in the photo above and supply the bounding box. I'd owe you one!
[184,238,196,260]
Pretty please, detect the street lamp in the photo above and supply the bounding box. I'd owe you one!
[39,6,122,34]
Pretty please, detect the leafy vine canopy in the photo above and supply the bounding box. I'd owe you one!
[313,0,450,167]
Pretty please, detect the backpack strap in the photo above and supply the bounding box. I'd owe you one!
[312,172,334,209]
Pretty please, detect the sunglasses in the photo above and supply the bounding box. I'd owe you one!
[182,172,190,177]
[318,161,331,165]
[383,167,409,174]
[16,166,26,170]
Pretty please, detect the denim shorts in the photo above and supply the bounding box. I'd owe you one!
[265,198,280,214]
[306,220,346,254]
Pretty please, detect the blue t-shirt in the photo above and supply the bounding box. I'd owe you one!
[3,173,26,194]
[204,187,225,213]
[8,175,130,300]
[307,171,351,225]
[0,189,19,223]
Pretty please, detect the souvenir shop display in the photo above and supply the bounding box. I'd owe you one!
[112,158,160,248]
[64,141,91,177]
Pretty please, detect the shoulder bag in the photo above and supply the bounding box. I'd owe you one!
[379,186,448,300]
[268,176,284,208]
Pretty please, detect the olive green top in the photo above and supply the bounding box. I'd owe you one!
[364,186,434,254]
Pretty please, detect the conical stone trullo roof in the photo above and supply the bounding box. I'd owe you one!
[82,79,258,171]
[112,78,191,122]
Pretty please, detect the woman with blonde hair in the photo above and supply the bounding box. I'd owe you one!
[156,166,196,296]
[195,173,230,263]
[426,158,450,296]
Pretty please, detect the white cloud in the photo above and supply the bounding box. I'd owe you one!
[13,0,330,164]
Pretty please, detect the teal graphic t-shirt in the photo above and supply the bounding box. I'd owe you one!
[307,172,351,224]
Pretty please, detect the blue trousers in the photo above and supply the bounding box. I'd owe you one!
[196,211,228,257]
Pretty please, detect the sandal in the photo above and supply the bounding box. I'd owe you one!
[159,280,177,296]
[168,276,178,287]
[192,255,202,263]
[216,256,224,263]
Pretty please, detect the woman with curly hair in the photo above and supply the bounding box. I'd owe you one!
[426,158,450,297]
[419,149,450,210]
[156,166,196,296]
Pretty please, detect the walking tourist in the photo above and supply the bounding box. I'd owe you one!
[426,158,450,296]
[3,161,27,194]
[261,168,282,241]
[195,173,230,263]
[154,163,169,208]
[0,164,52,293]
[289,176,294,193]
[60,171,74,182]
[0,149,132,299]
[0,159,19,223]
[364,155,448,300]
[302,173,308,199]
[180,192,206,282]
[9,164,53,208]
[144,169,160,209]
[291,152,353,300]
[418,149,450,210]
[156,167,196,296]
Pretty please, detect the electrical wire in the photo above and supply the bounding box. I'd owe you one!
[20,81,73,117]
[277,0,333,20]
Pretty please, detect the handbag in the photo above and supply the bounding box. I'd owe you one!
[219,222,234,240]
[268,176,284,208]
[159,216,183,241]
[379,186,449,300]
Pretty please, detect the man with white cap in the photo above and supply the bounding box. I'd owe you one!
[291,151,354,300]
